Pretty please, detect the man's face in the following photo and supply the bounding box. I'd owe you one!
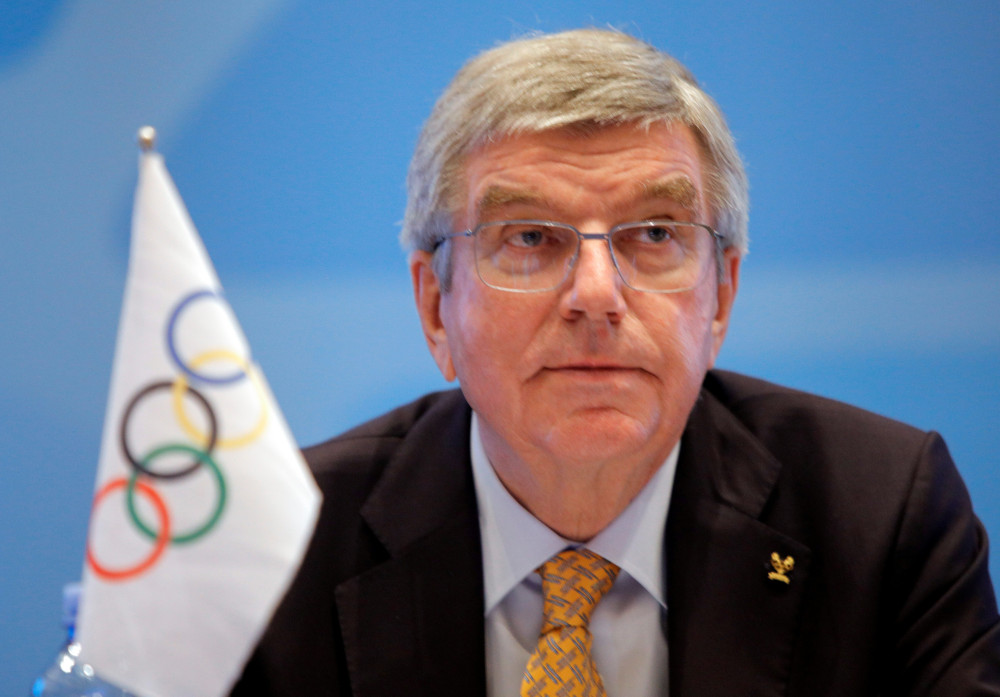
[411,121,740,493]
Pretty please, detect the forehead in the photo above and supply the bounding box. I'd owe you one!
[457,121,708,225]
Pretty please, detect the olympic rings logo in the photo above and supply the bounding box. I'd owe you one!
[86,289,269,582]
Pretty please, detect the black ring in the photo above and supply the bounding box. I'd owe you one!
[119,380,218,479]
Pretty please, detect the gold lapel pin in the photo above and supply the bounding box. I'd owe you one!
[768,552,795,584]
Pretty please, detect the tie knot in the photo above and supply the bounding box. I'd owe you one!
[538,548,620,629]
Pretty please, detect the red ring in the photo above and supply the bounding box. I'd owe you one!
[86,477,171,581]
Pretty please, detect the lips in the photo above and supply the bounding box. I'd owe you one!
[547,358,640,371]
[534,348,651,379]
[544,363,646,378]
[552,366,634,374]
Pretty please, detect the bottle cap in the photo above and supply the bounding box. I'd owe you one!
[62,582,82,629]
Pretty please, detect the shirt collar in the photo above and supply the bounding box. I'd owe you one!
[470,412,678,614]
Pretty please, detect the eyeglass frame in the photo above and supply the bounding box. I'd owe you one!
[434,219,727,294]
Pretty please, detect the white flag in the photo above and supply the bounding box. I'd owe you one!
[77,144,321,697]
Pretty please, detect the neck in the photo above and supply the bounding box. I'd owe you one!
[482,433,670,541]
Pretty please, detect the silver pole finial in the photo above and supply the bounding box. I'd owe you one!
[137,126,157,152]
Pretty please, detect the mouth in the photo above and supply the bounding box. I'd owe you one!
[545,363,643,377]
[549,359,635,370]
[537,365,648,395]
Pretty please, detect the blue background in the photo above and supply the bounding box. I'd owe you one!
[2,0,997,689]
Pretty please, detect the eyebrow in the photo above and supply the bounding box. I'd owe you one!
[475,185,548,219]
[473,176,700,221]
[638,177,699,213]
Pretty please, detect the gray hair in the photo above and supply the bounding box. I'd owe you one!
[401,28,749,283]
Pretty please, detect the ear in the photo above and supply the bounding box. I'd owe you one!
[410,250,457,382]
[708,248,741,367]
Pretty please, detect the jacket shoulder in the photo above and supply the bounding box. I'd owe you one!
[704,369,928,451]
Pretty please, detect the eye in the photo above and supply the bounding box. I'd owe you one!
[510,227,546,248]
[619,222,678,245]
[477,221,572,256]
[499,222,570,249]
[642,225,673,243]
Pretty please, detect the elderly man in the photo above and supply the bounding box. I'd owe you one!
[232,29,1000,696]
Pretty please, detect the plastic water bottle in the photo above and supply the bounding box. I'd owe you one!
[30,583,137,697]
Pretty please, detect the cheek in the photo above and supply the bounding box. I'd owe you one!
[644,291,719,376]
[440,285,522,387]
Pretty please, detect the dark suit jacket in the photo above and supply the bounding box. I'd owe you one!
[231,370,1000,696]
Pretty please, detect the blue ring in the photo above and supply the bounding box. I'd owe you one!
[166,289,247,385]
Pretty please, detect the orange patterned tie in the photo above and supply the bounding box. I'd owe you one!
[520,548,621,697]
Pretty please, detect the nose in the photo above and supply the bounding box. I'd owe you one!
[560,236,627,321]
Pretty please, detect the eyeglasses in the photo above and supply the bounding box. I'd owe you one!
[436,219,724,293]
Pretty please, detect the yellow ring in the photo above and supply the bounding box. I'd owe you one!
[172,349,269,449]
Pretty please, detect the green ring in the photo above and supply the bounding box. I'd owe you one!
[127,444,227,544]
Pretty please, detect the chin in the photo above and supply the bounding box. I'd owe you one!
[538,408,657,462]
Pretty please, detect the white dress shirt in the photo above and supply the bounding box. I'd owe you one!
[469,413,678,697]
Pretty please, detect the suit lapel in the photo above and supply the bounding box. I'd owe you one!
[335,393,487,697]
[667,388,811,697]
